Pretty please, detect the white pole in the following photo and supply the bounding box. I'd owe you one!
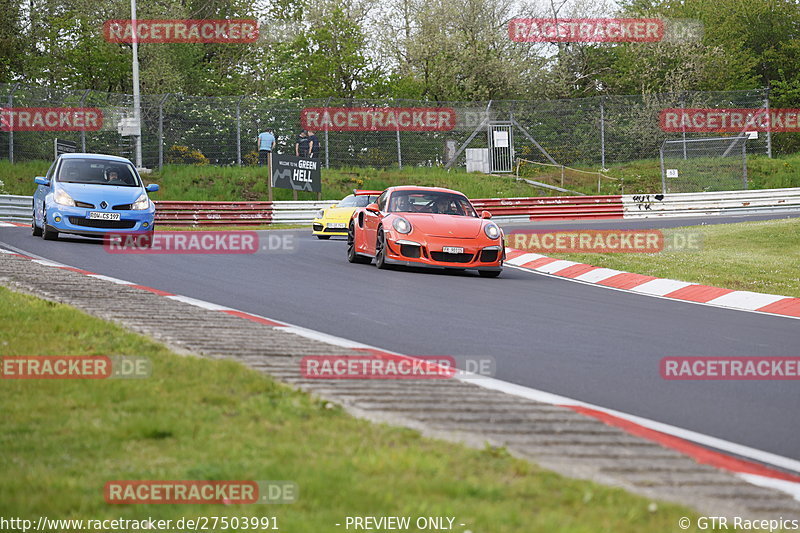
[131,0,142,168]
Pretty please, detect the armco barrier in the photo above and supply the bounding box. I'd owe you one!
[154,200,336,226]
[3,189,799,225]
[472,195,624,222]
[0,195,33,223]
[624,188,800,218]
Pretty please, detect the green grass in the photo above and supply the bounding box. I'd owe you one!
[0,161,542,201]
[3,155,800,200]
[517,153,800,195]
[521,218,800,297]
[0,285,716,531]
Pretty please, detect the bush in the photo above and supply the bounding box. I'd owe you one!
[165,145,209,166]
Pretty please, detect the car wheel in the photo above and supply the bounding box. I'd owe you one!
[347,223,371,264]
[31,211,42,236]
[479,269,501,278]
[316,235,331,240]
[41,205,58,241]
[375,228,389,269]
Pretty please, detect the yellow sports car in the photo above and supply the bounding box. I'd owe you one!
[312,190,381,239]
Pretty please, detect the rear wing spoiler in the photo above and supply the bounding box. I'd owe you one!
[353,189,383,196]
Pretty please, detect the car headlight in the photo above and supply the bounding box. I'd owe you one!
[484,223,500,240]
[53,189,75,207]
[131,193,150,210]
[393,217,412,234]
[315,209,325,218]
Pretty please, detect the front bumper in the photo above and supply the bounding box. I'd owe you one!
[383,233,504,271]
[46,204,156,236]
[312,219,349,236]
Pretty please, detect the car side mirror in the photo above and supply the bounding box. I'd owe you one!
[146,184,160,192]
[34,176,49,186]
[366,203,380,214]
[481,210,492,219]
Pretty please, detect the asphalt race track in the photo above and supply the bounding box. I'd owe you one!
[2,213,799,464]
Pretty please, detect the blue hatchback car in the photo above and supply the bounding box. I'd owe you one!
[32,153,159,240]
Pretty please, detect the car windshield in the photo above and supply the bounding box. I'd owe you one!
[57,158,141,187]
[338,194,379,207]
[388,191,476,216]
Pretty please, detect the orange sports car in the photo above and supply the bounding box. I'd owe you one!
[347,186,504,277]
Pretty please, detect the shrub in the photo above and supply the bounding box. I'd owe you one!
[165,145,209,165]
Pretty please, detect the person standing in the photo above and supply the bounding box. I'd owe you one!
[257,127,275,166]
[307,130,320,159]
[295,130,310,157]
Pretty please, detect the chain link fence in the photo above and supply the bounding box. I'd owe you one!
[660,136,748,193]
[0,83,770,176]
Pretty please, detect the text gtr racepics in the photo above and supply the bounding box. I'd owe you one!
[32,153,159,241]
[347,186,504,277]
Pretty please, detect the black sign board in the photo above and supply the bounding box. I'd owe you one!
[271,155,321,193]
[54,139,78,158]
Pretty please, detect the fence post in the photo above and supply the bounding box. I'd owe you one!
[158,94,169,170]
[681,93,687,159]
[599,96,606,169]
[236,95,245,166]
[324,96,331,169]
[7,83,19,162]
[560,165,564,187]
[396,119,402,169]
[764,87,772,158]
[79,89,90,152]
[742,141,748,189]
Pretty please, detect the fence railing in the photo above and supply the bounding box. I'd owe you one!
[623,188,800,218]
[3,189,798,225]
[0,195,33,222]
[0,83,772,173]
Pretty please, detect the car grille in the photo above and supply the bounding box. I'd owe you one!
[430,251,474,263]
[68,217,137,229]
[75,200,94,208]
[312,223,323,231]
[323,226,346,233]
[400,244,421,258]
[113,203,132,210]
[479,249,499,262]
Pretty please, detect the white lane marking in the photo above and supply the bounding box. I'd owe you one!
[574,267,623,283]
[32,259,65,267]
[506,253,546,266]
[468,374,800,475]
[737,473,800,502]
[631,278,693,296]
[6,248,800,495]
[536,260,579,274]
[282,326,373,349]
[0,222,14,227]
[707,290,788,311]
[165,295,232,311]
[507,262,800,321]
[87,274,135,285]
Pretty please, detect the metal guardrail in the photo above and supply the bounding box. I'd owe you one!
[3,189,799,225]
[0,195,33,222]
[473,195,624,221]
[623,188,800,218]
